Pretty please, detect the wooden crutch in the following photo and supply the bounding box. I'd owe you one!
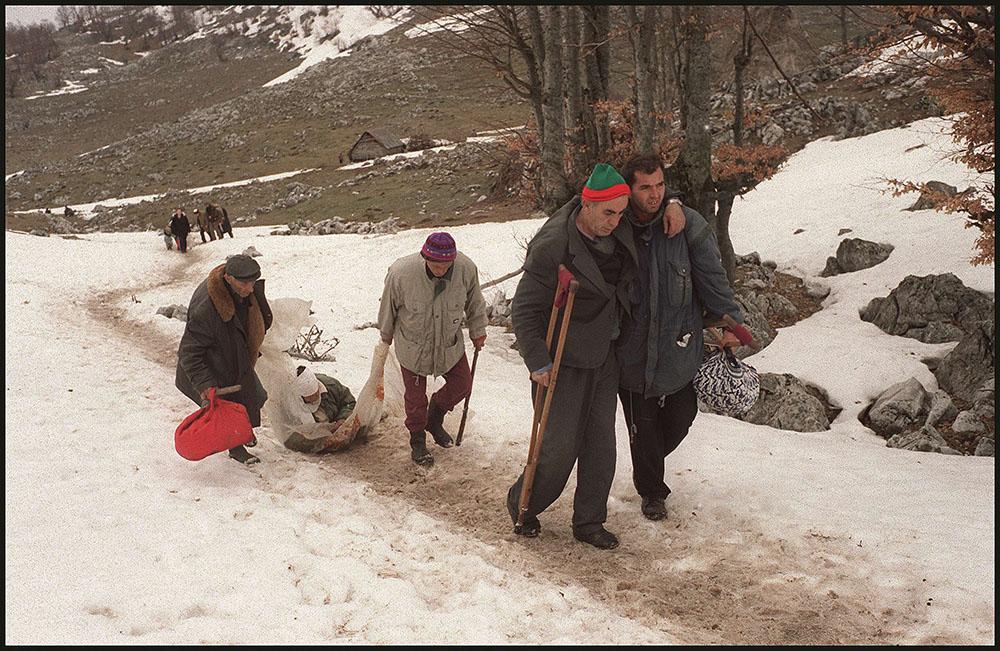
[454,346,480,446]
[515,266,579,533]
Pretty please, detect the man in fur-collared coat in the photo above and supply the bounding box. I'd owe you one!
[175,254,273,464]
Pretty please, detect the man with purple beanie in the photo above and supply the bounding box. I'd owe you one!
[378,232,488,466]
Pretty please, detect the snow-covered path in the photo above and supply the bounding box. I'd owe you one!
[5,118,994,644]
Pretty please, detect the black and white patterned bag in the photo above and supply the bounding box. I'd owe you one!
[693,347,760,417]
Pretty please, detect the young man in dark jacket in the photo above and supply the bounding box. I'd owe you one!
[617,153,751,520]
[175,254,273,464]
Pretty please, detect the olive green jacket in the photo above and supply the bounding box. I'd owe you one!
[377,251,487,376]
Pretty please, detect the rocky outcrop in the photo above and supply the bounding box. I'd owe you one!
[933,317,994,403]
[866,377,930,437]
[270,216,401,236]
[741,373,832,432]
[886,424,960,455]
[860,274,993,343]
[821,238,894,276]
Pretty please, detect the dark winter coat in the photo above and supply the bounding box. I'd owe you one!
[512,195,638,373]
[175,264,273,426]
[617,206,744,398]
[169,214,191,237]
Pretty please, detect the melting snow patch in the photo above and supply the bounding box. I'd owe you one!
[6,170,25,183]
[404,7,494,38]
[14,169,318,219]
[24,80,88,100]
[262,6,411,87]
[337,145,458,171]
[99,56,125,66]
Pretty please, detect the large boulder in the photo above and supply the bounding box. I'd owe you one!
[866,377,930,437]
[860,274,993,343]
[933,317,994,403]
[886,424,961,455]
[820,238,894,276]
[741,373,831,432]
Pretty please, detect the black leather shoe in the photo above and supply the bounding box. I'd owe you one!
[573,527,619,550]
[513,517,541,537]
[228,445,260,465]
[641,496,668,521]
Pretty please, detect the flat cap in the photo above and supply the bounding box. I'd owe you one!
[224,254,261,281]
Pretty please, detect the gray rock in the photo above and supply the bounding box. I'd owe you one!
[838,228,853,235]
[242,246,262,257]
[867,377,930,437]
[823,238,894,275]
[860,274,994,343]
[952,410,985,435]
[761,122,785,146]
[156,304,187,321]
[886,424,961,455]
[733,291,776,357]
[804,282,830,300]
[821,256,841,277]
[972,376,994,418]
[933,317,994,402]
[905,180,959,211]
[925,390,958,427]
[29,229,49,237]
[757,293,798,321]
[973,437,994,457]
[741,373,831,432]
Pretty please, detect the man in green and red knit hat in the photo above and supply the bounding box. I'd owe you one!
[506,163,639,550]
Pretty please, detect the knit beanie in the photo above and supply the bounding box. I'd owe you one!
[421,232,457,262]
[580,163,631,202]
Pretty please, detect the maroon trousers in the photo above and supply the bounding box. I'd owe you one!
[400,353,472,433]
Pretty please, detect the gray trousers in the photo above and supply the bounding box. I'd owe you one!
[507,349,618,535]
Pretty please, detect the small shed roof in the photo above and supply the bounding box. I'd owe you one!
[355,129,405,150]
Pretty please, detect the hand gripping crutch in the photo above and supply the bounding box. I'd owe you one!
[515,265,579,533]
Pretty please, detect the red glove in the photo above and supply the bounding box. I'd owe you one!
[472,335,487,350]
[729,323,754,346]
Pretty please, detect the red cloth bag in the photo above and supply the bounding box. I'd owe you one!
[175,387,254,461]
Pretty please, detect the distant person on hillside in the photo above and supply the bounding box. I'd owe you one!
[63,206,75,217]
[162,224,174,251]
[219,205,234,238]
[377,232,488,467]
[205,204,227,240]
[193,208,214,243]
[282,365,363,453]
[175,254,273,465]
[169,207,191,253]
[615,152,752,522]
